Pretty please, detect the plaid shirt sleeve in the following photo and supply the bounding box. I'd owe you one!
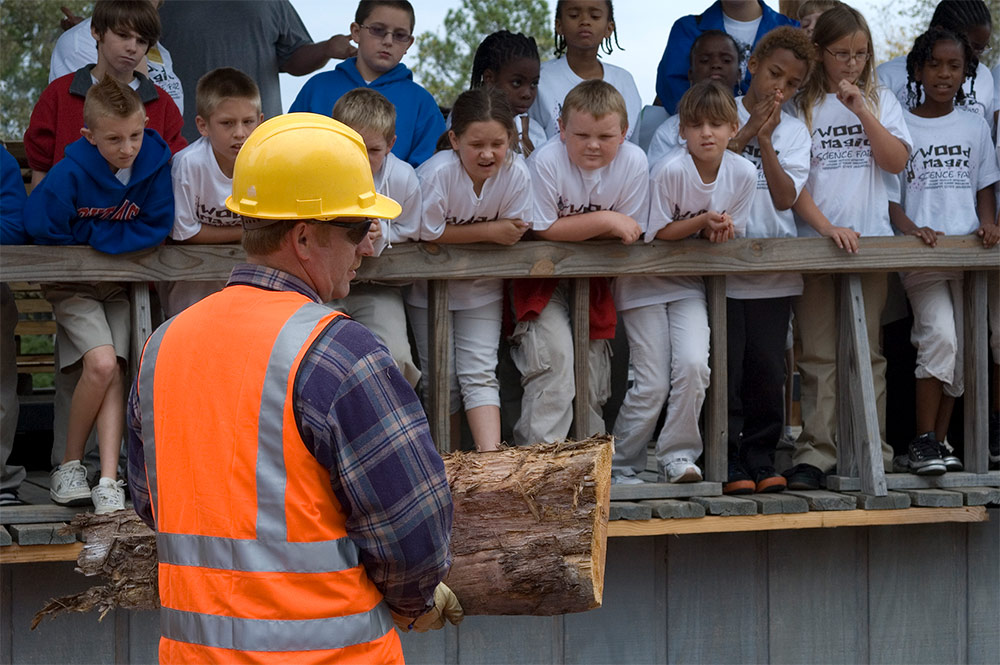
[126,379,154,529]
[294,316,453,617]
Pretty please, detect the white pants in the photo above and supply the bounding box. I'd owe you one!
[510,283,611,446]
[905,277,965,397]
[612,297,710,474]
[330,283,420,388]
[407,299,502,413]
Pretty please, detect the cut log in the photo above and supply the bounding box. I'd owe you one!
[32,436,613,625]
[442,436,612,615]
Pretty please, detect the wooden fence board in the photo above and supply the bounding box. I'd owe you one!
[964,270,989,473]
[967,508,1000,664]
[427,280,451,452]
[704,275,727,483]
[826,471,1000,490]
[570,277,590,440]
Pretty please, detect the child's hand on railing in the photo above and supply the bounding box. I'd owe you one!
[821,224,861,254]
[908,226,942,247]
[489,219,530,246]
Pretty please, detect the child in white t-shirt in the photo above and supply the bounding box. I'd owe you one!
[510,79,646,447]
[330,88,423,387]
[405,87,531,452]
[889,27,1000,474]
[613,80,755,484]
[785,5,912,490]
[161,68,261,317]
[529,1,642,143]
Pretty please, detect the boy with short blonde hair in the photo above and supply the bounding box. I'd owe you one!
[24,76,174,513]
[510,79,648,447]
[330,87,422,386]
[160,67,263,317]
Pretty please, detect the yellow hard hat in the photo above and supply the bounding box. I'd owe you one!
[226,112,402,222]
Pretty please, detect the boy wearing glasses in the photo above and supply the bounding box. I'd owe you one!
[290,1,444,167]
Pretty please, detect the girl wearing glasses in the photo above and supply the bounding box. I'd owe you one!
[782,4,912,489]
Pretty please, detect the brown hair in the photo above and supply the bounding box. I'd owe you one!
[242,220,335,256]
[797,0,841,20]
[92,0,160,53]
[443,86,516,150]
[355,0,415,31]
[83,75,145,128]
[677,79,738,128]
[332,88,396,145]
[750,26,816,83]
[559,79,628,131]
[195,67,261,120]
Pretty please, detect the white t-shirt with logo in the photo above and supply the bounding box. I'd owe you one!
[796,88,912,237]
[722,13,761,84]
[406,150,533,310]
[877,54,993,121]
[647,114,683,166]
[529,57,643,142]
[49,16,183,113]
[726,96,810,299]
[170,136,241,240]
[616,148,756,310]
[896,109,999,288]
[373,152,421,256]
[528,137,649,232]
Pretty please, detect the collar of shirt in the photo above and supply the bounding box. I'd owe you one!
[226,263,323,303]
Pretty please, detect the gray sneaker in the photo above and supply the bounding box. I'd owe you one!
[660,458,703,483]
[50,460,92,506]
[907,433,946,475]
[91,478,126,515]
[937,441,963,472]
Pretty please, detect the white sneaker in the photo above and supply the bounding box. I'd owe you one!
[91,478,125,515]
[611,471,645,485]
[662,459,703,483]
[50,460,92,506]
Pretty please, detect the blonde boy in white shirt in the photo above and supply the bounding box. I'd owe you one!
[511,79,648,446]
[331,88,423,387]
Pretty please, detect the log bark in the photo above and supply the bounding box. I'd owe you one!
[443,436,613,615]
[31,437,613,625]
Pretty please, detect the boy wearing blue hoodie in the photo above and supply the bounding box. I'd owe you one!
[24,76,173,514]
[289,1,443,167]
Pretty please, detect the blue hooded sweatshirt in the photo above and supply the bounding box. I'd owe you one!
[1,145,28,245]
[289,57,445,167]
[24,129,173,254]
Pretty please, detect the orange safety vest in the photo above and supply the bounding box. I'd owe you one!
[136,285,404,664]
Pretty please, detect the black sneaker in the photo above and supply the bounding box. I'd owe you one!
[937,441,963,472]
[784,463,823,490]
[989,411,999,469]
[753,466,787,493]
[907,433,946,475]
[724,461,755,495]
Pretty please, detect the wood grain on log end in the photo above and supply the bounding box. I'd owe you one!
[442,436,612,616]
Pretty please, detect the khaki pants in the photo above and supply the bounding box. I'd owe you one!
[792,273,893,473]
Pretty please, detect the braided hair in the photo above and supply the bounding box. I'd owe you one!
[553,0,623,58]
[905,26,977,109]
[470,31,540,89]
[930,0,992,33]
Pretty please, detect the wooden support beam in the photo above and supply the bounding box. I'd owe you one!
[836,275,886,496]
[427,280,451,453]
[704,275,727,483]
[0,542,83,564]
[129,282,151,384]
[963,270,989,473]
[570,278,590,439]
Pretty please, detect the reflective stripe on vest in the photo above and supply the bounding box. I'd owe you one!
[138,295,395,657]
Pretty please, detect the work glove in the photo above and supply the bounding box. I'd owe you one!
[391,582,464,633]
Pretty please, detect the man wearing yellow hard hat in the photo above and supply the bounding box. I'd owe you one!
[126,113,460,663]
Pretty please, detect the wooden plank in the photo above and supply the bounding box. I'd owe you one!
[964,270,989,473]
[13,298,52,313]
[846,491,911,510]
[606,506,987,537]
[967,508,1000,664]
[837,274,887,496]
[426,280,451,453]
[897,489,965,507]
[0,542,82,563]
[0,503,87,525]
[608,501,652,521]
[826,471,1000,490]
[0,526,10,546]
[640,499,706,519]
[1,238,997,284]
[768,527,868,663]
[784,489,857,510]
[704,275,727,483]
[949,486,1000,505]
[14,320,56,336]
[690,495,758,516]
[8,523,77,546]
[747,493,809,514]
[869,524,966,663]
[570,277,590,439]
[609,481,721,501]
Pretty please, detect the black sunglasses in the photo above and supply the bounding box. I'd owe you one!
[327,219,374,244]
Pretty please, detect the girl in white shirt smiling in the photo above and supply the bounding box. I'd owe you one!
[405,87,531,452]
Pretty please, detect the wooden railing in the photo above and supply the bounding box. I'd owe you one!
[2,236,997,495]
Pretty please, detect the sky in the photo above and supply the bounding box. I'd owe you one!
[280,0,894,111]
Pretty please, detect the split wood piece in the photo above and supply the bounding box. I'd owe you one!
[610,481,721,501]
[9,522,77,546]
[897,489,964,508]
[826,471,1000,491]
[639,499,706,519]
[31,511,158,629]
[609,502,653,521]
[845,491,911,510]
[783,490,857,511]
[690,495,757,516]
[747,494,809,515]
[949,486,1000,505]
[0,503,85,525]
[0,525,11,546]
[443,436,612,616]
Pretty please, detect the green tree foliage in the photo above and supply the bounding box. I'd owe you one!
[1,0,94,140]
[412,0,554,108]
